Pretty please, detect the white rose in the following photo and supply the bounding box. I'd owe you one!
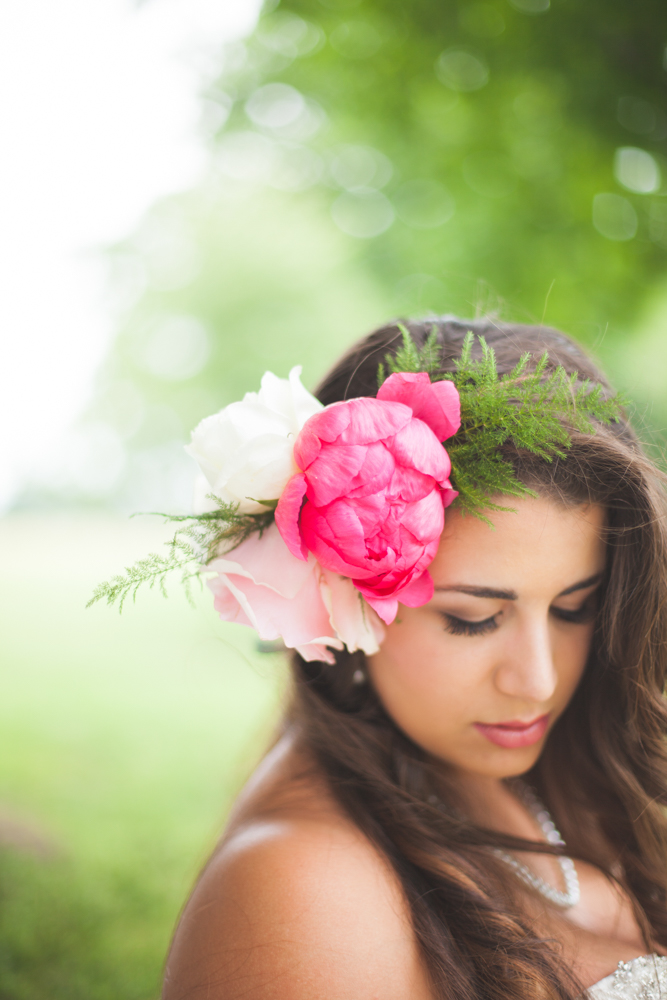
[186,366,323,515]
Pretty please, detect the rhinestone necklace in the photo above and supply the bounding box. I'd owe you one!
[430,781,580,909]
[492,781,580,908]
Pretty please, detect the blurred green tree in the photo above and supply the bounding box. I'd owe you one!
[95,0,667,508]
[224,0,667,335]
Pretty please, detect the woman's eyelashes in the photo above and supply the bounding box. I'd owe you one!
[439,596,597,636]
[440,613,499,637]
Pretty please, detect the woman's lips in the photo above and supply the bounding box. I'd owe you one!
[474,714,550,749]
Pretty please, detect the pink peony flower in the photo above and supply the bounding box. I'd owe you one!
[275,372,461,624]
[206,522,385,664]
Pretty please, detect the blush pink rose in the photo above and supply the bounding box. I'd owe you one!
[205,522,385,663]
[275,372,461,624]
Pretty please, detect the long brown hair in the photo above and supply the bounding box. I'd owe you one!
[287,318,667,999]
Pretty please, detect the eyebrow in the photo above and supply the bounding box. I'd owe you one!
[434,573,603,602]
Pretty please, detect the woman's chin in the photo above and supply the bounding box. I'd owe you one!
[436,741,546,781]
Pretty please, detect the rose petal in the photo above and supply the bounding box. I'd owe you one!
[222,433,298,511]
[319,569,385,655]
[377,372,461,442]
[295,642,337,664]
[209,521,313,595]
[275,474,309,560]
[359,592,399,624]
[206,524,342,657]
[257,367,323,429]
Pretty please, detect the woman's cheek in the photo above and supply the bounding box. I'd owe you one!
[553,622,594,703]
[368,616,483,735]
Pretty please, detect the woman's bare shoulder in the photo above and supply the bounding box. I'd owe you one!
[162,740,432,1000]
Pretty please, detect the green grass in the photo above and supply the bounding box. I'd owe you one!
[0,514,286,999]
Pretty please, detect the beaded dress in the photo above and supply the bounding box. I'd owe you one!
[587,955,667,999]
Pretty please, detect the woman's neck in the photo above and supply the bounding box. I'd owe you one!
[451,772,543,840]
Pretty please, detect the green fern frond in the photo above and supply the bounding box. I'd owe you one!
[381,330,623,517]
[87,496,274,611]
[385,323,442,376]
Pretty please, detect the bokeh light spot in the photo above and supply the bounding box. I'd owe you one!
[592,193,638,241]
[331,189,395,238]
[245,82,306,129]
[435,49,489,92]
[508,0,550,13]
[614,147,661,194]
[257,13,325,58]
[329,144,393,190]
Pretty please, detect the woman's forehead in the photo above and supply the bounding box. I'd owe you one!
[430,496,606,595]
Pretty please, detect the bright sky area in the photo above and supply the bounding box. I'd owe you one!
[0,0,262,511]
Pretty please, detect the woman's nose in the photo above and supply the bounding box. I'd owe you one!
[493,620,557,704]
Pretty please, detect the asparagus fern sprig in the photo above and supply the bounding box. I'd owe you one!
[382,328,622,517]
[86,497,273,611]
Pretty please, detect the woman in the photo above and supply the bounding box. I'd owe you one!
[161,318,667,999]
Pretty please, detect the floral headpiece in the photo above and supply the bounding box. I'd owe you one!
[90,330,620,663]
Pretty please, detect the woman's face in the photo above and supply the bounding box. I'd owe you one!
[368,496,606,780]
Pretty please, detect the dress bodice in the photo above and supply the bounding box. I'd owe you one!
[587,955,667,999]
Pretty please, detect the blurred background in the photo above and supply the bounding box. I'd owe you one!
[2,0,667,995]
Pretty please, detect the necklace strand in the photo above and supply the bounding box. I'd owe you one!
[493,782,580,908]
[430,781,580,909]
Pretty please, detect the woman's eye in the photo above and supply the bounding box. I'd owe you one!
[441,613,499,637]
[550,599,597,625]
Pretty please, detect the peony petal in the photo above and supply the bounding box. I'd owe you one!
[304,443,367,507]
[275,474,309,561]
[377,372,461,441]
[337,397,411,445]
[387,465,434,502]
[300,501,371,577]
[442,481,458,508]
[394,570,434,608]
[346,442,395,498]
[400,490,445,545]
[296,403,351,451]
[390,418,451,484]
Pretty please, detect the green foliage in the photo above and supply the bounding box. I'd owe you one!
[245,0,667,336]
[382,331,623,519]
[381,323,443,382]
[87,498,274,611]
[378,323,442,385]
